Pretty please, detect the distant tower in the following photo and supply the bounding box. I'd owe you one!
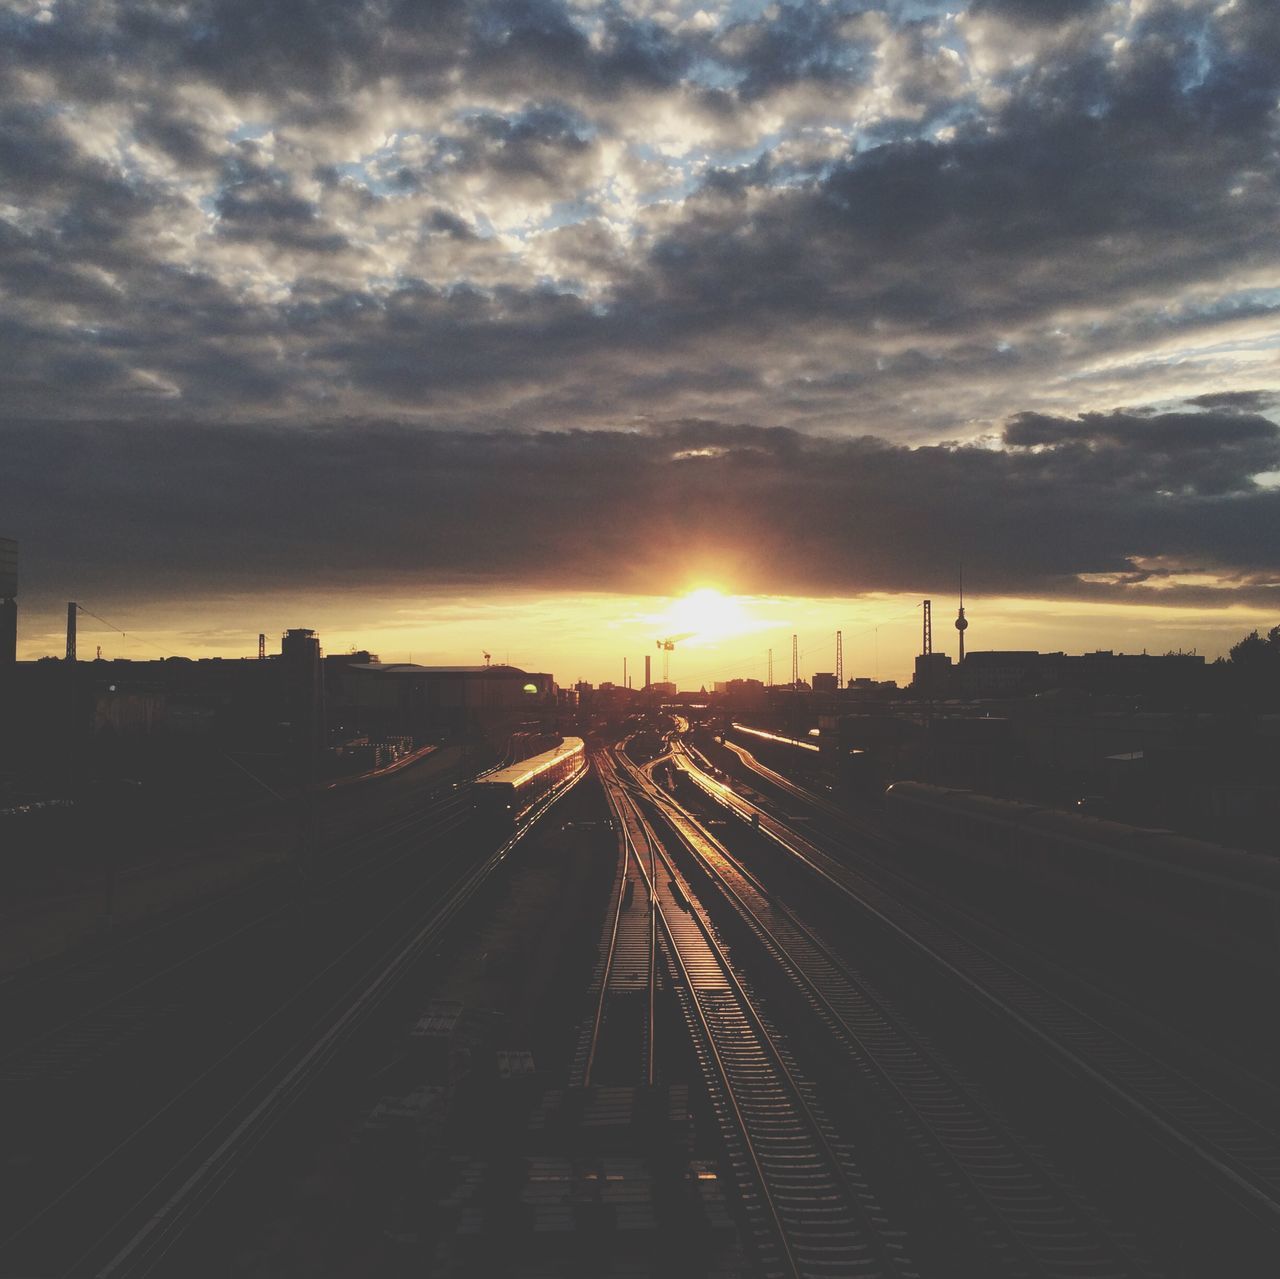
[0,537,17,670]
[767,648,773,687]
[66,602,78,662]
[791,634,798,687]
[624,656,628,689]
[258,632,266,661]
[644,654,651,689]
[955,569,968,664]
[835,630,843,688]
[922,599,932,656]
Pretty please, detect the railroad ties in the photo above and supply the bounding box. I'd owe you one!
[599,755,916,1279]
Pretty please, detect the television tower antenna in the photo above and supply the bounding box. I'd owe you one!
[954,568,968,664]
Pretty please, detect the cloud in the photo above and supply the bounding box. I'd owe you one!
[1,1,1278,615]
[3,408,1276,610]
[1187,390,1279,413]
[971,0,1105,27]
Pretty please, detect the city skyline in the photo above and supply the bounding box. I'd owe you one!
[11,583,1274,692]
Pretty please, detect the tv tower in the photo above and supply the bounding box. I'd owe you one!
[955,568,969,664]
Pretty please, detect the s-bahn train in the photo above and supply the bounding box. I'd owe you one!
[472,737,586,826]
[884,781,1280,972]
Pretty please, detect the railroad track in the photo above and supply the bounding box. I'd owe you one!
[570,754,658,1088]
[669,743,1280,1238]
[622,750,1161,1278]
[0,787,474,1084]
[1,768,581,1278]
[600,751,915,1279]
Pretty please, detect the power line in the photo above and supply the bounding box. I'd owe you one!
[680,606,923,687]
[73,604,171,659]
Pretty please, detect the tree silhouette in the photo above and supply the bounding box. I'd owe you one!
[1228,625,1280,671]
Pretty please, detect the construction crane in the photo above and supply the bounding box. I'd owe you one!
[655,633,694,683]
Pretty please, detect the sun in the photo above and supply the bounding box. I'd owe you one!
[662,588,752,644]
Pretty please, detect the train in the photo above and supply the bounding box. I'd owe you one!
[884,781,1280,972]
[471,737,586,826]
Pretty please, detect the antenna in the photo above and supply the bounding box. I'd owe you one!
[791,633,798,687]
[954,566,968,664]
[836,630,843,688]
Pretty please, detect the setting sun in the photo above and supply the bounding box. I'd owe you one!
[659,589,755,645]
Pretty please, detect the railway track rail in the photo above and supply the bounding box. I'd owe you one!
[1,767,582,1278]
[718,736,1280,1115]
[600,751,915,1279]
[571,754,658,1088]
[622,749,1160,1278]
[0,787,474,1084]
[669,743,1280,1238]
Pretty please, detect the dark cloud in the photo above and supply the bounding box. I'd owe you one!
[1001,410,1280,494]
[971,0,1105,26]
[3,410,1276,609]
[1187,390,1279,413]
[1,1,1278,616]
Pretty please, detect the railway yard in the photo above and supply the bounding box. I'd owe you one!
[3,719,1279,1278]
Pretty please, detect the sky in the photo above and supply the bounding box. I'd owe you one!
[2,0,1278,685]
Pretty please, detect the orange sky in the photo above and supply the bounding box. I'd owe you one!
[18,589,1275,690]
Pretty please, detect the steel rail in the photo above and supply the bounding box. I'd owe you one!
[0,790,474,1073]
[672,743,1280,1231]
[86,761,588,1279]
[635,752,1159,1278]
[608,749,913,1279]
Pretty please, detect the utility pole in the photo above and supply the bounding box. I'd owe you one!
[836,630,843,688]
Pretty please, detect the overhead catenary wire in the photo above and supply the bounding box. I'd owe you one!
[71,605,173,659]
